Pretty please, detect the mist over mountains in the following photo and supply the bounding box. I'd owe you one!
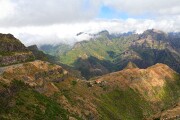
[1,19,180,46]
[0,31,180,119]
[1,0,180,120]
[38,29,180,80]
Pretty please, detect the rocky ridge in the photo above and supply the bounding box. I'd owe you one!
[0,33,34,66]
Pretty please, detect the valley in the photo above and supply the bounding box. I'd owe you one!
[41,29,180,79]
[0,31,180,120]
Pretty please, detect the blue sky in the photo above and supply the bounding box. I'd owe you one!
[99,5,129,19]
[98,5,153,20]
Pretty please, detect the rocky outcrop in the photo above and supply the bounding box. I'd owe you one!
[0,33,28,52]
[0,33,35,66]
[0,52,34,66]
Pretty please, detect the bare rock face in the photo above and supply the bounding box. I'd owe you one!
[0,33,35,66]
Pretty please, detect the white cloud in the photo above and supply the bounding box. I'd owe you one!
[0,0,15,19]
[0,0,180,46]
[0,0,180,27]
[0,0,99,26]
[101,0,180,17]
[0,18,179,46]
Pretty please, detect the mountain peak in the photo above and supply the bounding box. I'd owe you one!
[147,63,173,71]
[0,33,16,39]
[124,62,138,69]
[28,45,39,51]
[141,29,167,40]
[0,33,35,66]
[0,33,27,52]
[146,29,164,33]
[97,30,109,36]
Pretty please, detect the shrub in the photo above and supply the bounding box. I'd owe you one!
[71,80,77,86]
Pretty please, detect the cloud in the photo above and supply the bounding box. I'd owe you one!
[101,0,180,17]
[0,0,15,19]
[0,0,180,26]
[0,18,179,46]
[0,0,100,27]
[0,0,180,46]
[0,0,180,27]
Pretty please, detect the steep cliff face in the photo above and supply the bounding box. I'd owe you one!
[0,33,35,66]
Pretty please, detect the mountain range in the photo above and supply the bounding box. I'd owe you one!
[40,29,180,79]
[0,30,180,120]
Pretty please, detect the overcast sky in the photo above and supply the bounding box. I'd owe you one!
[0,0,180,46]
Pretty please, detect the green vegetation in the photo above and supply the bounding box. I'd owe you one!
[40,44,72,57]
[97,89,153,120]
[0,51,15,56]
[71,80,77,86]
[55,34,138,79]
[0,34,28,54]
[97,74,180,120]
[160,75,180,109]
[0,64,180,120]
[28,45,51,61]
[60,35,137,66]
[0,33,36,66]
[1,30,180,119]
[0,80,71,120]
[74,56,115,79]
[44,29,180,79]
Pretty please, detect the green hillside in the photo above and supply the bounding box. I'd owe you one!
[48,29,180,79]
[60,33,138,66]
[0,80,79,120]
